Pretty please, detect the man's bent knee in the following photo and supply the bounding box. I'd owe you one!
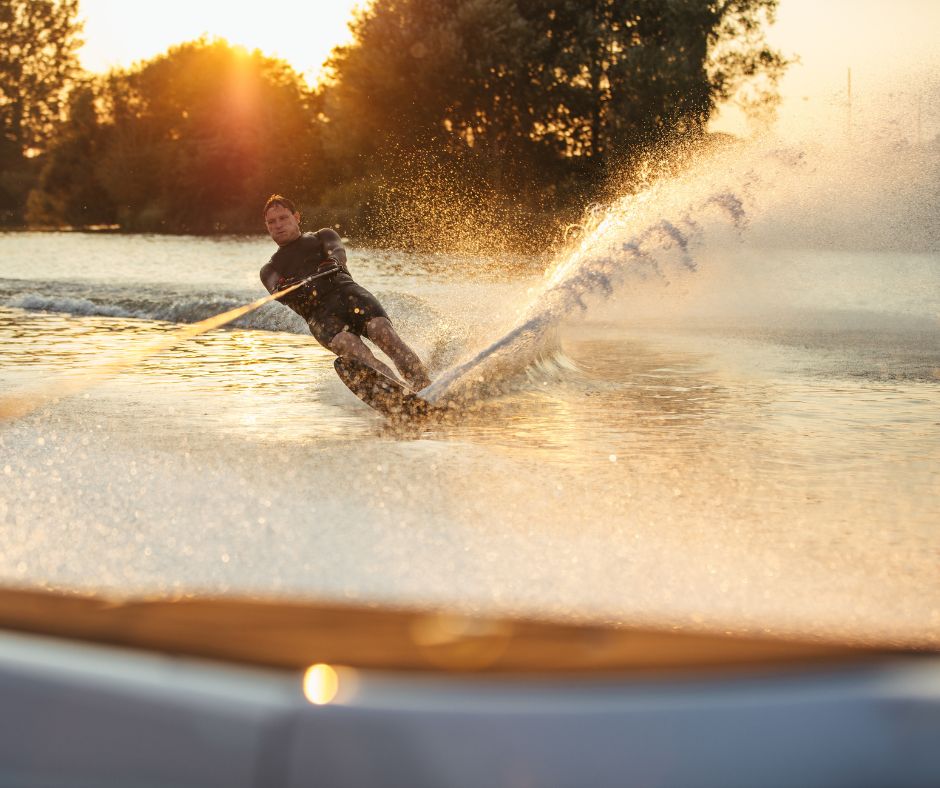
[329,330,361,355]
[365,317,395,342]
[330,328,399,380]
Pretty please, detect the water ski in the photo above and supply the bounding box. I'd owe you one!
[334,357,435,420]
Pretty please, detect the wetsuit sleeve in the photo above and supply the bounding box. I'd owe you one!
[259,261,281,295]
[316,229,348,268]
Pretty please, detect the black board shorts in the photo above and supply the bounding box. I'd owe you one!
[307,283,390,348]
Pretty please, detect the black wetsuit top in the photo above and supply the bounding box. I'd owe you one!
[260,229,351,309]
[260,229,389,347]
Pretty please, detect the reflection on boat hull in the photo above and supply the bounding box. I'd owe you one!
[0,627,937,788]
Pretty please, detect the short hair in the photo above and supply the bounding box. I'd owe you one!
[263,194,296,218]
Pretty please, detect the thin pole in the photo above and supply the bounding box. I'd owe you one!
[847,67,852,143]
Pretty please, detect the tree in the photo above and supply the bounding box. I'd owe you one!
[24,80,115,228]
[320,0,791,248]
[321,0,570,249]
[31,38,321,232]
[0,0,82,152]
[0,0,83,222]
[518,0,791,161]
[709,0,792,135]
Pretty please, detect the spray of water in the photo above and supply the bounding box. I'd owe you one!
[424,147,748,403]
[425,121,940,404]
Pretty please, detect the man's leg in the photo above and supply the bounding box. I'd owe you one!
[329,330,399,381]
[366,317,431,391]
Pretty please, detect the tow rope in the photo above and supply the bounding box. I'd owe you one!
[0,267,338,422]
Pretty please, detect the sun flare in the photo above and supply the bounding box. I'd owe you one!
[78,0,364,82]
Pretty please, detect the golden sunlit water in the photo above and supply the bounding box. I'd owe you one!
[1,134,939,649]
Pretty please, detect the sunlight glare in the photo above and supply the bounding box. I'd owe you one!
[78,0,364,82]
[303,663,339,704]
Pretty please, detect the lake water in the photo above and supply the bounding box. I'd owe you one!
[1,138,938,649]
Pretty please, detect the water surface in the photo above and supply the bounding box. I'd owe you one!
[2,141,939,648]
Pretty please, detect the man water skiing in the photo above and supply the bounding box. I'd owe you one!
[259,195,431,391]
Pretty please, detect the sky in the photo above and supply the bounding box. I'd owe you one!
[77,0,363,83]
[77,0,940,138]
[712,0,940,138]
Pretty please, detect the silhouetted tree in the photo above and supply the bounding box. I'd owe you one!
[25,80,115,227]
[24,1,792,248]
[321,0,551,248]
[30,38,320,232]
[320,0,791,248]
[0,0,83,223]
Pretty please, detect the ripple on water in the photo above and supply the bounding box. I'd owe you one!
[2,309,938,647]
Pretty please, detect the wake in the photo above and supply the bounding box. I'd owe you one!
[425,125,940,405]
[424,172,747,404]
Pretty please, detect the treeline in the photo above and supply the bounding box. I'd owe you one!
[2,0,790,251]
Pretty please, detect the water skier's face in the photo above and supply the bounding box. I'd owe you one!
[265,205,302,246]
